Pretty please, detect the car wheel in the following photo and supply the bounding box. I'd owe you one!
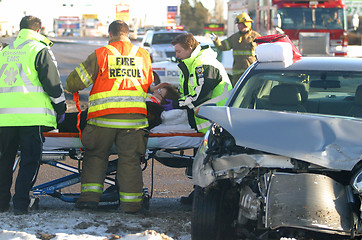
[153,71,161,85]
[191,185,237,240]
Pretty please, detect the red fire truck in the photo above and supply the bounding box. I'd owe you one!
[272,0,348,56]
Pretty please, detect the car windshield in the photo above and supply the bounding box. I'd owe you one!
[278,8,346,30]
[230,70,362,118]
[151,32,183,44]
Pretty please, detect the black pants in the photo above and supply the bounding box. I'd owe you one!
[0,126,43,210]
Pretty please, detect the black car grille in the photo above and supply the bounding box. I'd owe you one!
[166,51,176,58]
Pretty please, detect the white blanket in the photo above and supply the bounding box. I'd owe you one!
[150,109,196,133]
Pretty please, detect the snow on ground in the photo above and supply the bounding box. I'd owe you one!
[0,230,173,240]
[0,196,192,240]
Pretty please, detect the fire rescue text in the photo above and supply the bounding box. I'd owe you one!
[109,56,141,78]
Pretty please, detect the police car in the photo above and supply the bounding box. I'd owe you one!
[152,36,232,86]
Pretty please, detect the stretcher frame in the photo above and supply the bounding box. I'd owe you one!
[26,131,204,207]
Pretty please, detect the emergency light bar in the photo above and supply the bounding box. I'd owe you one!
[165,25,185,30]
[272,0,339,3]
[271,0,345,11]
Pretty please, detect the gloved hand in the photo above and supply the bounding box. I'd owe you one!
[57,113,65,124]
[161,99,174,111]
[210,33,218,42]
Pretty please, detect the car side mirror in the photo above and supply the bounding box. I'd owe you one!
[143,42,150,47]
[273,14,282,28]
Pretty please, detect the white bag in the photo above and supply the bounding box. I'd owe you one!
[255,42,293,62]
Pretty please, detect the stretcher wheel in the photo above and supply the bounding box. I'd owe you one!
[142,188,150,210]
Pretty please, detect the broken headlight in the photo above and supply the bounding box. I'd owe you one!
[206,123,236,159]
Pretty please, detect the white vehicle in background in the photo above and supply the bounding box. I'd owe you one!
[129,28,138,40]
[142,29,187,62]
[152,36,232,86]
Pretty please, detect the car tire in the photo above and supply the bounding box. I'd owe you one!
[153,71,161,85]
[191,185,236,240]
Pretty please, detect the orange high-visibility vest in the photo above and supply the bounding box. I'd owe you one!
[88,41,153,119]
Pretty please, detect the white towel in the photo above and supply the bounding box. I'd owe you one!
[151,109,196,133]
[161,109,188,125]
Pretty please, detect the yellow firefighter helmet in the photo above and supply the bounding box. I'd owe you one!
[235,13,253,31]
[235,13,253,24]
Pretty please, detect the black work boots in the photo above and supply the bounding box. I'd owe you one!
[75,201,98,210]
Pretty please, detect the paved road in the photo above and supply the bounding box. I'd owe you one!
[51,38,103,110]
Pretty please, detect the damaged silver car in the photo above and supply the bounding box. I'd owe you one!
[191,56,362,240]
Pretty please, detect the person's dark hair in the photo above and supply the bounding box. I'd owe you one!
[161,85,180,105]
[146,101,164,129]
[108,20,129,37]
[171,33,199,51]
[20,16,42,31]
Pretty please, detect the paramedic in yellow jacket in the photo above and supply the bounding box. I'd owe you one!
[66,20,154,213]
[171,33,232,134]
[0,16,66,215]
[212,13,261,86]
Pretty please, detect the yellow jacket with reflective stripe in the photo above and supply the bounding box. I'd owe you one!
[178,45,232,133]
[65,37,154,129]
[0,29,57,127]
[214,30,260,85]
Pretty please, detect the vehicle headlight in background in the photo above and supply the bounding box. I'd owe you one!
[153,50,164,58]
[351,169,362,194]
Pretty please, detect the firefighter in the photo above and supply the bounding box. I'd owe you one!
[0,16,66,215]
[66,20,154,213]
[324,9,342,28]
[211,12,261,87]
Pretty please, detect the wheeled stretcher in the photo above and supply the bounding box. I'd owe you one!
[29,130,204,207]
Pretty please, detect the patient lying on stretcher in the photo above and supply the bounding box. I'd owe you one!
[57,84,196,133]
[146,84,181,129]
[147,84,198,133]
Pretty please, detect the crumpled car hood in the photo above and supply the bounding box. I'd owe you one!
[198,106,362,171]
